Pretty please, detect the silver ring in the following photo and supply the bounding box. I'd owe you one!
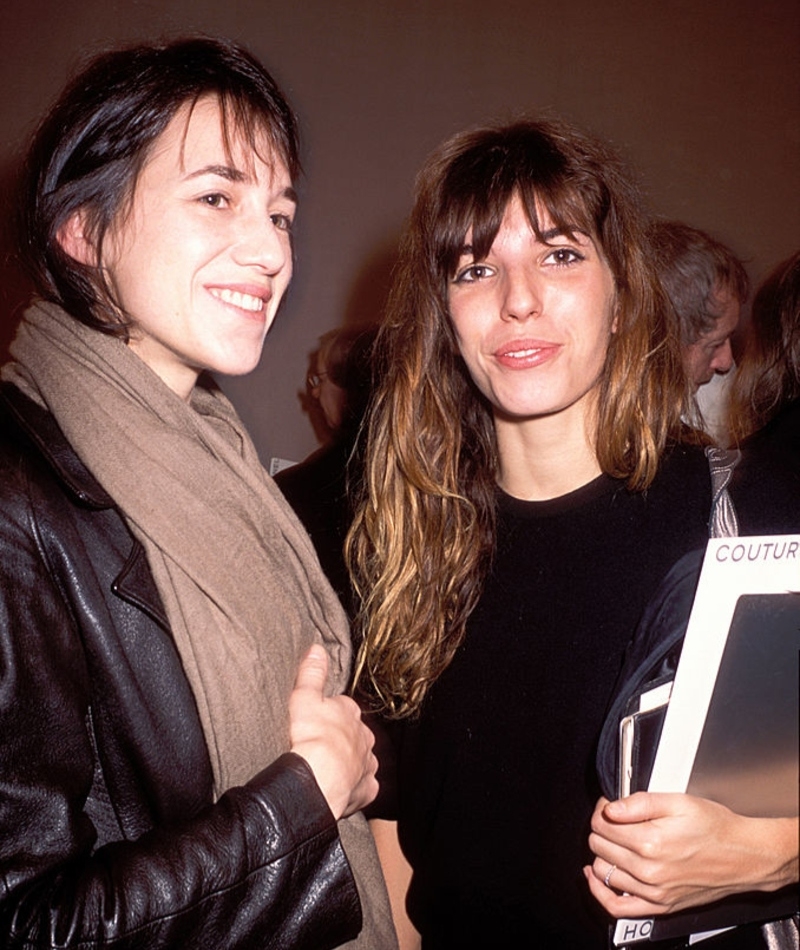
[604,864,617,888]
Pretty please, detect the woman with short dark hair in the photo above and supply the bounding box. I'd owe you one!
[0,37,395,949]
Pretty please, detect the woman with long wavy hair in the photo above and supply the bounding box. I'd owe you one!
[349,120,799,948]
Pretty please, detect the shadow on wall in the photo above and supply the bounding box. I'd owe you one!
[298,234,399,444]
[0,157,34,363]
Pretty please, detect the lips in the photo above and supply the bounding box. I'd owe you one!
[208,286,270,314]
[494,338,560,369]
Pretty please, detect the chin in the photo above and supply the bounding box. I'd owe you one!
[211,350,266,379]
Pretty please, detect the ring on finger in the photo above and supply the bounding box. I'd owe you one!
[604,864,617,888]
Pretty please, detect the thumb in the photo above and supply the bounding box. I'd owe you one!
[293,644,329,694]
[604,791,667,823]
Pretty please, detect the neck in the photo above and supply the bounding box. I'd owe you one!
[494,403,602,501]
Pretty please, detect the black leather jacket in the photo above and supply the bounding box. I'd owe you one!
[0,382,361,949]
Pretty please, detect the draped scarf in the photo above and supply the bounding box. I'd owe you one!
[2,300,395,948]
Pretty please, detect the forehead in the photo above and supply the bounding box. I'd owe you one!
[142,95,289,183]
[710,285,741,335]
[455,189,596,256]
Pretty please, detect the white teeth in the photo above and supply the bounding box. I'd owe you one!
[506,348,540,358]
[211,288,265,312]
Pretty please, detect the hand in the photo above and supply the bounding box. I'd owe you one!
[289,644,378,820]
[584,792,799,918]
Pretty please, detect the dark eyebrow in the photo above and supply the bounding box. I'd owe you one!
[186,164,248,183]
[184,166,298,205]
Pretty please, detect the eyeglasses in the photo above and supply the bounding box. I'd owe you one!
[307,371,329,389]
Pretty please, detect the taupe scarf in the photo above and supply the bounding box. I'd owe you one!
[3,301,396,949]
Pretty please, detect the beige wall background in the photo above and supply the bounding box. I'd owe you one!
[1,0,798,465]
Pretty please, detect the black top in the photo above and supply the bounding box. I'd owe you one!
[384,445,716,948]
[733,398,800,536]
[275,439,358,619]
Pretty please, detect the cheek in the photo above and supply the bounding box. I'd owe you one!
[452,329,483,381]
[448,300,482,355]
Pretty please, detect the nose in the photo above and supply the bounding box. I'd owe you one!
[711,339,734,374]
[502,267,541,321]
[233,212,290,276]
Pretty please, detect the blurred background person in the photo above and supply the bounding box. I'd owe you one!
[728,250,800,450]
[728,251,800,527]
[649,219,748,444]
[278,325,379,616]
[304,327,359,443]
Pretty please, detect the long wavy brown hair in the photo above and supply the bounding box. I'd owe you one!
[348,118,687,717]
[728,250,800,443]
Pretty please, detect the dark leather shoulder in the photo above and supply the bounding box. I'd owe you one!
[0,382,114,508]
[0,380,170,634]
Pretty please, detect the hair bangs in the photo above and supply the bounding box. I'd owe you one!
[216,90,300,182]
[431,128,607,282]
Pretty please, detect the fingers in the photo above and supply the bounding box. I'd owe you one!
[598,792,679,825]
[289,645,378,820]
[586,793,763,917]
[583,866,668,918]
[293,643,329,694]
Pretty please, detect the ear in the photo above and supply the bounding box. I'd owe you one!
[610,294,620,334]
[56,210,97,267]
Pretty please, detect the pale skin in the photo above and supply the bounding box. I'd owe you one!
[59,96,379,823]
[585,793,799,918]
[375,195,798,941]
[291,646,378,820]
[370,819,420,950]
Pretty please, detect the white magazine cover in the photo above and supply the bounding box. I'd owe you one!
[613,534,800,947]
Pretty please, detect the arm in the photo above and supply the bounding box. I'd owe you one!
[585,792,799,918]
[0,473,361,949]
[370,819,421,950]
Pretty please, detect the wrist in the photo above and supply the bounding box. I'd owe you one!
[745,816,799,892]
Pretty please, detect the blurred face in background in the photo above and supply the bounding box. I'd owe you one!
[308,350,347,433]
[682,285,740,389]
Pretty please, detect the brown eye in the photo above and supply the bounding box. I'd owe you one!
[454,264,494,284]
[270,213,294,232]
[199,193,228,208]
[545,247,583,266]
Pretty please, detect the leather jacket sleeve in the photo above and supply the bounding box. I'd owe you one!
[0,406,361,949]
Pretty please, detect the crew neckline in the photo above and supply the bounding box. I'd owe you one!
[496,471,621,518]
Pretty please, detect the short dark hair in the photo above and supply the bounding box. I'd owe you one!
[648,219,749,343]
[17,36,300,337]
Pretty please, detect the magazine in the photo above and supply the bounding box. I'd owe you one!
[613,535,800,946]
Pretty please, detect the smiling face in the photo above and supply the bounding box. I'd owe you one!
[66,96,297,400]
[447,194,617,436]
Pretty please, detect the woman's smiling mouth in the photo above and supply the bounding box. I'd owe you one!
[209,287,268,313]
